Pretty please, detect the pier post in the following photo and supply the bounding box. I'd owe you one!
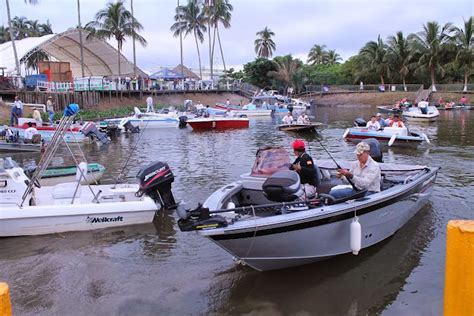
[444,220,474,316]
[0,283,12,316]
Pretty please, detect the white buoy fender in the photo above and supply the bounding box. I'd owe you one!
[343,128,350,139]
[388,134,397,147]
[76,162,88,181]
[422,133,431,144]
[350,216,362,255]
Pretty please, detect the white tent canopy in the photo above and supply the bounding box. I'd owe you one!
[0,29,145,78]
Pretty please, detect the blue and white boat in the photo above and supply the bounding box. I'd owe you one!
[343,126,430,147]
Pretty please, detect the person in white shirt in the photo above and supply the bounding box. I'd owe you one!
[46,96,55,124]
[297,113,311,125]
[282,111,294,125]
[366,115,381,131]
[146,96,154,112]
[24,122,39,143]
[417,99,429,114]
[330,142,381,198]
[32,108,43,127]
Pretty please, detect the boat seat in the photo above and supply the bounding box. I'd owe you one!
[262,170,303,202]
[52,182,82,204]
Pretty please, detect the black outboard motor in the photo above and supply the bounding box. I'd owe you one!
[136,161,177,209]
[364,138,383,163]
[353,117,366,127]
[262,170,302,202]
[178,115,188,128]
[123,120,140,133]
[81,122,111,144]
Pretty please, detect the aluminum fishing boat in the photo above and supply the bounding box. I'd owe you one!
[177,147,439,271]
[343,126,430,147]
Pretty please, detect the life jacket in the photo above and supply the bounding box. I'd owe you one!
[388,120,403,128]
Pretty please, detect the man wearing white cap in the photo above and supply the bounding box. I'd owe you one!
[331,142,381,198]
[375,113,387,128]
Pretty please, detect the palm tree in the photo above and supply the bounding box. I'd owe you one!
[5,0,38,75]
[268,55,303,91]
[326,50,342,65]
[11,16,30,40]
[171,0,207,79]
[254,27,276,58]
[209,0,233,80]
[40,19,53,34]
[360,35,389,85]
[26,19,42,37]
[85,1,147,78]
[450,17,473,92]
[0,26,10,43]
[307,44,327,65]
[409,21,453,91]
[387,31,412,91]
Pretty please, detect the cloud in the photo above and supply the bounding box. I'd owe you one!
[0,0,471,73]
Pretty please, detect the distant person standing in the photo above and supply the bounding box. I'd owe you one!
[359,81,364,90]
[226,99,231,107]
[10,96,23,125]
[32,108,43,127]
[46,96,55,124]
[125,76,131,90]
[146,96,154,112]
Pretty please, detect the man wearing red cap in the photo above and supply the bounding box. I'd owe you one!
[290,139,317,199]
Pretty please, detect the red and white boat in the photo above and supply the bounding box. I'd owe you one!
[187,117,249,130]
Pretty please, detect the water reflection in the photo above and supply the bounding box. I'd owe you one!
[211,205,435,315]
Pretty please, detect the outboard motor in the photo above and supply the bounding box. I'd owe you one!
[364,138,383,163]
[262,170,303,202]
[178,116,188,128]
[81,122,111,145]
[353,117,366,127]
[136,161,177,209]
[123,120,140,133]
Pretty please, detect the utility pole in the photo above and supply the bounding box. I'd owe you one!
[178,0,184,86]
[131,0,137,76]
[77,0,85,77]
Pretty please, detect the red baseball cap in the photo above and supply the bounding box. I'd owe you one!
[292,139,305,150]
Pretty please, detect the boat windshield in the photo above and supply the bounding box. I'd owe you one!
[250,147,291,177]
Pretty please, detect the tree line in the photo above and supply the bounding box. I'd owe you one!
[239,17,473,93]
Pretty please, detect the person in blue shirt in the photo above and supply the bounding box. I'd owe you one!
[375,113,387,128]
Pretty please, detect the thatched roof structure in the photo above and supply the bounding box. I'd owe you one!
[173,64,200,80]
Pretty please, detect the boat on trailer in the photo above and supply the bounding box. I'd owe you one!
[177,147,439,271]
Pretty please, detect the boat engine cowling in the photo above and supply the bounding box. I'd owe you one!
[354,117,366,127]
[262,170,303,202]
[136,161,177,209]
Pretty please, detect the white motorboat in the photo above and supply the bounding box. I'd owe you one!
[105,107,180,129]
[402,106,439,122]
[0,159,177,237]
[177,147,439,271]
[0,104,177,237]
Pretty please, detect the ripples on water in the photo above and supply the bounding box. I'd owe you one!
[1,106,473,315]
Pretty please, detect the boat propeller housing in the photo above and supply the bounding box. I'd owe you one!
[136,161,177,209]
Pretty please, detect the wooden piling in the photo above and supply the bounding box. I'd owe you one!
[444,220,474,316]
[0,283,12,316]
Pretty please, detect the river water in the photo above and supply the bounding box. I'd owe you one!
[1,106,473,315]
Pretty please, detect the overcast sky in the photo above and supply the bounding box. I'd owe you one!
[0,0,472,73]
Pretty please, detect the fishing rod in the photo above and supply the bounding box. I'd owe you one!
[313,137,359,192]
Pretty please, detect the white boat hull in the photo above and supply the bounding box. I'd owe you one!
[402,106,439,121]
[0,184,158,237]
